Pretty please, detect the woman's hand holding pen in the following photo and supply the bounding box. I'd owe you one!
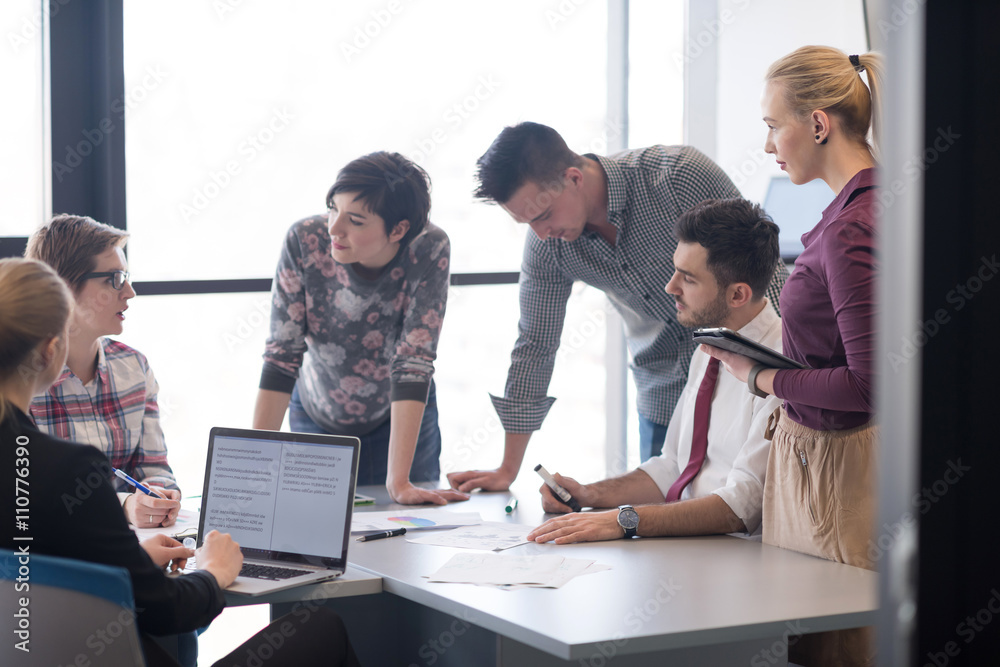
[124,488,182,528]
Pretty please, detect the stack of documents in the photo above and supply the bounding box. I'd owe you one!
[426,552,611,590]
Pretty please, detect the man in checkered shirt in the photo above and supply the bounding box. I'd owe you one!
[448,123,787,493]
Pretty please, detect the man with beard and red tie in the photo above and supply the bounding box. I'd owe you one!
[527,198,783,543]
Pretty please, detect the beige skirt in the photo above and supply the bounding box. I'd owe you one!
[763,406,878,667]
[763,406,878,570]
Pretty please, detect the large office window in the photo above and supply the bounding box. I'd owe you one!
[0,0,47,239]
[628,0,685,150]
[120,2,630,495]
[123,1,612,279]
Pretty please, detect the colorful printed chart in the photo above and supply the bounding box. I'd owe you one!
[351,509,481,533]
[387,516,437,528]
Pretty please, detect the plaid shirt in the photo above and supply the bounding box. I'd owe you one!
[29,339,177,496]
[491,145,788,432]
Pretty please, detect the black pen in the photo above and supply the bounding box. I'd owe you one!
[356,527,407,542]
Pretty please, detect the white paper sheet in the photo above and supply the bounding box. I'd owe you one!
[407,521,532,551]
[496,560,613,590]
[351,509,481,533]
[426,553,567,585]
[131,508,200,541]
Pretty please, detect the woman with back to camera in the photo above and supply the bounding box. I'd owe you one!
[702,46,882,666]
[0,257,361,666]
[253,151,468,506]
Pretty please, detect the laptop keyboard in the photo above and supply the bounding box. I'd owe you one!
[239,563,311,581]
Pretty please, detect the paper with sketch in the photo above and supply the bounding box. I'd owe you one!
[132,508,200,542]
[427,553,566,585]
[407,521,532,551]
[351,509,481,533]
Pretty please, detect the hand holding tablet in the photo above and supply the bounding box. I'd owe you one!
[692,327,807,370]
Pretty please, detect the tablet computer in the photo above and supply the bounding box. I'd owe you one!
[692,327,808,370]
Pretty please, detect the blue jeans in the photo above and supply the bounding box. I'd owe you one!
[289,381,442,486]
[638,413,669,462]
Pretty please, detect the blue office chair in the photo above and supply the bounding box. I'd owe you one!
[0,549,147,666]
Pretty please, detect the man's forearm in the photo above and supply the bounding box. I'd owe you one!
[583,469,665,508]
[635,494,746,537]
[500,432,532,477]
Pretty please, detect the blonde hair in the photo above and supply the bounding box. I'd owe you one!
[0,258,73,422]
[25,214,129,292]
[766,46,884,161]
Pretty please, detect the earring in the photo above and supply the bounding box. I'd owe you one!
[815,134,820,140]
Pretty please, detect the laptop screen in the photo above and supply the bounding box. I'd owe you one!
[198,427,360,568]
[762,176,835,262]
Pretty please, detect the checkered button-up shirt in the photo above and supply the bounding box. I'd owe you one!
[29,339,177,497]
[491,145,788,432]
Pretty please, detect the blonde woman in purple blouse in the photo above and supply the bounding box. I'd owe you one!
[253,152,468,506]
[703,47,883,666]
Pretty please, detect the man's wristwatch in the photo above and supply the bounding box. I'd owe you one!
[748,364,770,398]
[617,505,639,539]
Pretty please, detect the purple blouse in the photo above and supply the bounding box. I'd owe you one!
[772,168,878,431]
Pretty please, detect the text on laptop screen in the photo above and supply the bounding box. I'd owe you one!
[201,435,354,559]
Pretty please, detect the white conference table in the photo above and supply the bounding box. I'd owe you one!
[256,485,878,666]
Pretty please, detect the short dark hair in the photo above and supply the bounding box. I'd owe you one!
[674,198,780,299]
[473,122,582,204]
[326,152,431,247]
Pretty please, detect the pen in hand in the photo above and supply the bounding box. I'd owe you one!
[356,527,407,542]
[113,468,166,499]
[534,464,582,512]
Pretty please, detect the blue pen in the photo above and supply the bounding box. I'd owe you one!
[113,468,165,499]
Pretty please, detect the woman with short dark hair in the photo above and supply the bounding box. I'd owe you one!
[253,152,467,505]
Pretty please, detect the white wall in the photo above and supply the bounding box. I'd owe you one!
[713,0,869,204]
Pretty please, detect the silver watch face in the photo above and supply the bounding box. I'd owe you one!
[618,507,639,530]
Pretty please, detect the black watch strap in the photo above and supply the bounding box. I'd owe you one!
[748,364,770,398]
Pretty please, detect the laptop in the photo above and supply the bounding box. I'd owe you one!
[195,426,361,596]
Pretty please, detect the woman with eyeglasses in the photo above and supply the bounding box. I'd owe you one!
[25,214,182,530]
[0,257,362,667]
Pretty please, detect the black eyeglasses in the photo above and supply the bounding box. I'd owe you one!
[82,270,131,290]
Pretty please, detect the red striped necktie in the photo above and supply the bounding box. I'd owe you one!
[665,356,720,502]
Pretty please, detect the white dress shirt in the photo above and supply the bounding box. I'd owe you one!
[638,300,783,536]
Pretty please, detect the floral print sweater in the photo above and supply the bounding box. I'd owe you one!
[259,214,450,435]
